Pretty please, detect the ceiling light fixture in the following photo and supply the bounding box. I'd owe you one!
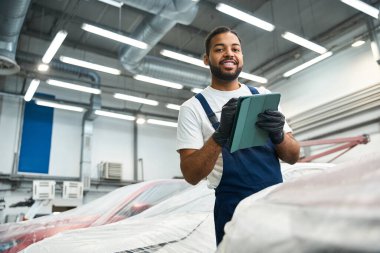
[216,3,275,32]
[95,110,135,121]
[160,49,268,83]
[166,103,181,110]
[42,30,68,64]
[340,0,379,19]
[24,79,40,102]
[133,74,183,89]
[147,119,178,128]
[60,56,121,75]
[47,79,101,94]
[97,0,123,8]
[35,100,85,112]
[281,32,327,54]
[81,23,148,49]
[113,93,159,106]
[283,51,333,77]
[37,64,49,72]
[239,72,268,84]
[351,40,366,47]
[160,49,207,68]
[136,118,146,124]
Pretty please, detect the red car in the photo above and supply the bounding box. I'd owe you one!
[0,179,189,253]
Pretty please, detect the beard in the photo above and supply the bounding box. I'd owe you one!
[209,62,242,81]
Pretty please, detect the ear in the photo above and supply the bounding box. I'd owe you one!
[203,53,209,66]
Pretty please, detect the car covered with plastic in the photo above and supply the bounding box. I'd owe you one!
[0,179,190,253]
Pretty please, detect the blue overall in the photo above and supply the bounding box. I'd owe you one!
[195,86,283,245]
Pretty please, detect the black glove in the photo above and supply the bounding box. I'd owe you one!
[256,109,285,144]
[212,98,239,146]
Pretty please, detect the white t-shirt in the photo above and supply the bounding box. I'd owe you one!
[177,84,292,189]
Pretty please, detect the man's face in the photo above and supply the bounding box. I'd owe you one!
[204,32,243,81]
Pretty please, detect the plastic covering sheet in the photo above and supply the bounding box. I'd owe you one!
[0,179,190,253]
[19,163,338,253]
[21,181,217,253]
[218,152,380,253]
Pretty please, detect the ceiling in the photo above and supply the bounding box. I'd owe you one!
[1,0,379,121]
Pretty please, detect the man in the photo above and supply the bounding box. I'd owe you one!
[176,26,300,245]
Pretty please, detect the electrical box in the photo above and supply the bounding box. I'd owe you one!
[63,181,83,199]
[33,180,56,200]
[98,162,122,180]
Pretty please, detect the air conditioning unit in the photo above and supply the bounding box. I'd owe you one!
[98,162,122,180]
[63,181,83,199]
[33,180,56,200]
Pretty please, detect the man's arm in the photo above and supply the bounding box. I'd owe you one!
[275,132,300,164]
[178,98,239,185]
[179,138,221,185]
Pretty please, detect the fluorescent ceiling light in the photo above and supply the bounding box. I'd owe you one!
[191,87,203,93]
[166,103,181,110]
[42,30,67,64]
[160,49,267,83]
[81,23,147,49]
[47,79,101,94]
[340,0,379,19]
[216,3,275,32]
[60,56,121,75]
[282,32,327,54]
[133,74,183,89]
[147,119,178,128]
[35,100,85,112]
[24,79,40,102]
[37,64,49,72]
[97,0,123,8]
[351,40,366,47]
[283,51,333,77]
[114,93,159,106]
[239,72,268,83]
[136,118,146,124]
[160,49,207,68]
[95,110,135,121]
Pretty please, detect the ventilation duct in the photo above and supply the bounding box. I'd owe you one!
[0,0,31,75]
[120,0,210,88]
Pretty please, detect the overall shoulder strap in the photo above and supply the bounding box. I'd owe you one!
[195,93,220,130]
[247,85,259,95]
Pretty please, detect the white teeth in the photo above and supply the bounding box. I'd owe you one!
[223,62,234,67]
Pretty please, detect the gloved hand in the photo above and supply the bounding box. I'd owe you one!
[212,98,239,147]
[256,109,285,144]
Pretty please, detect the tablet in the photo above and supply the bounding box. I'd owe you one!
[229,93,281,153]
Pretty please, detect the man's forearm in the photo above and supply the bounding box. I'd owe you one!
[180,138,222,185]
[275,132,300,164]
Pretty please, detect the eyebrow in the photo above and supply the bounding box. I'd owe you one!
[213,43,241,48]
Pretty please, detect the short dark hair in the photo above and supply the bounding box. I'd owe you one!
[204,26,241,56]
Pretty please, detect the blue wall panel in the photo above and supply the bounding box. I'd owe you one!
[18,99,54,173]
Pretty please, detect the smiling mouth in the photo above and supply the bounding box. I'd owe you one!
[220,60,237,69]
[220,58,237,65]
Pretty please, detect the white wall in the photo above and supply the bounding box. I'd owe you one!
[92,116,134,180]
[0,95,179,180]
[276,43,380,117]
[0,96,22,174]
[138,123,181,180]
[49,109,83,177]
[273,43,380,163]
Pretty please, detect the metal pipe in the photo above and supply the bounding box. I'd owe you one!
[0,0,31,75]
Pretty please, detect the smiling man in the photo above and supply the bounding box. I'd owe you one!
[176,26,300,245]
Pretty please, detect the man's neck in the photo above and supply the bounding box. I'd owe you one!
[210,78,240,91]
